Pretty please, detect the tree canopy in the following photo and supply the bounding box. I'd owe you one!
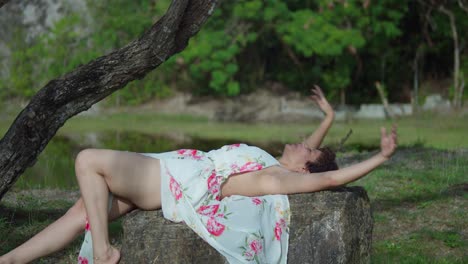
[2,0,466,106]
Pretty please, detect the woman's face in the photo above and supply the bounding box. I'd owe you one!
[281,143,322,170]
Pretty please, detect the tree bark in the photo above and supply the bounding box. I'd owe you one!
[0,0,218,201]
[0,0,10,9]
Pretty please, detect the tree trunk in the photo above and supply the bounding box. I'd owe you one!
[340,88,346,106]
[0,0,218,201]
[412,45,424,113]
[439,5,461,109]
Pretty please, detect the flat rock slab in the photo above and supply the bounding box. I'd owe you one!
[121,186,372,263]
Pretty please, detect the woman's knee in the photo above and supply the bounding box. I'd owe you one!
[75,148,99,174]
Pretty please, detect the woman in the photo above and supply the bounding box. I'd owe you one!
[0,86,397,264]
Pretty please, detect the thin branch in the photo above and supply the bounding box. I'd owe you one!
[337,129,353,153]
[457,0,468,13]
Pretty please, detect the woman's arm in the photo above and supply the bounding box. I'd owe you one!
[271,126,397,194]
[303,85,335,149]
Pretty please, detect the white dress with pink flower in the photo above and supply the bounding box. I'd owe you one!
[78,144,290,264]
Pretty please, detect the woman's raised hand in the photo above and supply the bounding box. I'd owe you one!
[380,125,398,159]
[309,85,334,116]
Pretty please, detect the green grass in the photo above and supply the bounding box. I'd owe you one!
[2,111,467,149]
[0,195,124,263]
[353,148,468,263]
[62,112,467,149]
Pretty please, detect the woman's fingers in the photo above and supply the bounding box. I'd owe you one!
[313,85,324,97]
[381,127,387,139]
[310,95,320,102]
[380,125,398,158]
[311,85,325,99]
[310,88,320,99]
[391,124,398,145]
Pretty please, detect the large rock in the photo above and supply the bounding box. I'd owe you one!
[120,186,372,263]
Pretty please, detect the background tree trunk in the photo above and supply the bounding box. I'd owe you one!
[439,5,461,109]
[412,45,424,113]
[0,0,218,201]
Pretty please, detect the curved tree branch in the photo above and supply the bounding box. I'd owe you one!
[0,0,10,9]
[0,0,218,200]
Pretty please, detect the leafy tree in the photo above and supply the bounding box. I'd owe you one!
[2,0,465,105]
[414,0,468,108]
[0,0,218,200]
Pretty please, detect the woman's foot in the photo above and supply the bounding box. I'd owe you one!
[94,246,120,264]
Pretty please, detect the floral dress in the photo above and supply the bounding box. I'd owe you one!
[78,144,290,264]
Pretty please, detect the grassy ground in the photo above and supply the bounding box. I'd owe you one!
[0,192,123,264]
[0,112,467,263]
[347,148,468,263]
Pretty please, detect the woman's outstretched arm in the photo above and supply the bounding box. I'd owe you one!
[303,85,335,149]
[272,126,397,194]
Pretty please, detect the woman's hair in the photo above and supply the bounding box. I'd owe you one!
[305,146,338,173]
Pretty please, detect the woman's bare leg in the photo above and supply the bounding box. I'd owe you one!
[74,149,161,264]
[75,151,119,263]
[0,196,135,264]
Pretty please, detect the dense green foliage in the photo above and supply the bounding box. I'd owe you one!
[2,0,467,105]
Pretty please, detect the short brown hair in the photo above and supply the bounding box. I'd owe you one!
[305,146,338,173]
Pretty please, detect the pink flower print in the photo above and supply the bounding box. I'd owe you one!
[207,172,218,192]
[85,217,90,231]
[239,161,263,172]
[206,217,225,236]
[249,239,263,254]
[177,149,203,160]
[274,222,282,240]
[169,176,182,201]
[197,204,220,217]
[78,256,89,264]
[176,149,188,156]
[226,143,241,150]
[252,197,262,205]
[207,171,222,200]
[243,251,253,258]
[279,218,287,227]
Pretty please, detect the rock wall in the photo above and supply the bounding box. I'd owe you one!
[120,186,372,263]
[0,0,89,79]
[140,90,415,122]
